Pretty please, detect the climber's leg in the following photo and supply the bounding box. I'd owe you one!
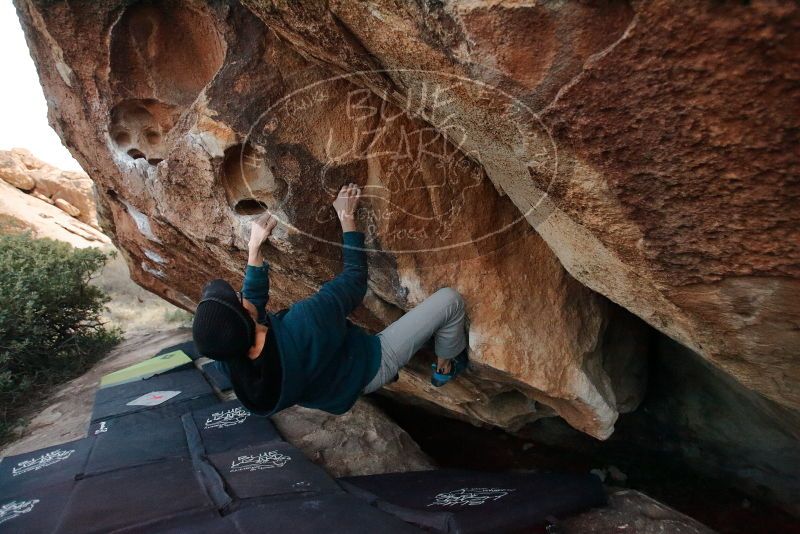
[363,287,468,394]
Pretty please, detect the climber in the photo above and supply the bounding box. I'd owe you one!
[191,183,469,416]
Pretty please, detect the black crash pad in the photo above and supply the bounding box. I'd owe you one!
[55,458,213,534]
[202,361,233,391]
[207,441,340,501]
[0,438,93,499]
[111,509,237,534]
[340,469,607,534]
[155,340,200,361]
[231,493,424,533]
[84,397,217,476]
[0,481,74,533]
[91,368,214,423]
[184,400,283,456]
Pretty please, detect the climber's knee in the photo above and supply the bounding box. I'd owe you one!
[434,286,464,311]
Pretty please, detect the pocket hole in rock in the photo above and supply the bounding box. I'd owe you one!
[221,143,287,215]
[234,199,268,215]
[114,132,131,146]
[110,2,225,107]
[108,2,225,170]
[110,99,177,165]
[144,130,161,145]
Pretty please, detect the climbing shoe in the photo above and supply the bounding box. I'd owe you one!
[431,348,469,387]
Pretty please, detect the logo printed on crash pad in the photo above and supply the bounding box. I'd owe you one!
[94,421,108,435]
[0,499,39,524]
[204,407,251,430]
[12,449,75,477]
[427,487,515,507]
[230,451,291,472]
[126,390,181,407]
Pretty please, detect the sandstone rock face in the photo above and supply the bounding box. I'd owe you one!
[641,337,800,516]
[54,197,80,217]
[272,400,434,477]
[14,0,798,437]
[0,154,35,191]
[12,0,649,441]
[518,334,800,515]
[0,149,99,228]
[31,191,54,204]
[562,489,714,534]
[0,179,109,248]
[241,0,800,413]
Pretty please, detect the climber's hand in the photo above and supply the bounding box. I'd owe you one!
[333,182,361,233]
[248,212,277,265]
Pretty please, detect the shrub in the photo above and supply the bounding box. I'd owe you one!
[164,308,192,325]
[0,214,31,235]
[0,233,121,441]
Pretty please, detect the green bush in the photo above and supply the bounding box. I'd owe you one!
[0,233,121,441]
[164,308,192,325]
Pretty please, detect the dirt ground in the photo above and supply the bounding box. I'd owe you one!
[93,251,192,334]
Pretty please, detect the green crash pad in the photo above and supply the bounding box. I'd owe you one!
[99,350,193,388]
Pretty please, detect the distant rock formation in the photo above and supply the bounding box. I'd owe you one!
[0,177,109,249]
[0,148,99,229]
[0,154,35,191]
[12,0,798,442]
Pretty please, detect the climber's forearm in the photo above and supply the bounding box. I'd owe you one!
[248,245,264,267]
[247,212,277,266]
[242,257,270,321]
[339,216,357,233]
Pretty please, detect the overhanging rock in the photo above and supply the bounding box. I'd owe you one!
[18,0,798,438]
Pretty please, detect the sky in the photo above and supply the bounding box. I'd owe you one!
[0,1,82,171]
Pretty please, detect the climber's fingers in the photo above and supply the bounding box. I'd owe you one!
[341,182,359,198]
[254,212,272,228]
[252,213,280,239]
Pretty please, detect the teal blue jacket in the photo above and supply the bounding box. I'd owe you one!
[224,231,382,416]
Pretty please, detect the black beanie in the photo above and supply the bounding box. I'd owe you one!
[192,279,255,361]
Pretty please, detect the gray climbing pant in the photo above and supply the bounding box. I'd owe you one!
[363,287,467,394]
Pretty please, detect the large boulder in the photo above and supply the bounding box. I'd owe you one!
[237,0,800,413]
[272,400,434,477]
[0,153,35,191]
[13,0,797,438]
[0,148,100,228]
[13,0,649,440]
[562,489,714,534]
[54,197,80,218]
[0,179,109,248]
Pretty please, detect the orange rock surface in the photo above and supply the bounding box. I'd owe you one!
[13,0,798,438]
